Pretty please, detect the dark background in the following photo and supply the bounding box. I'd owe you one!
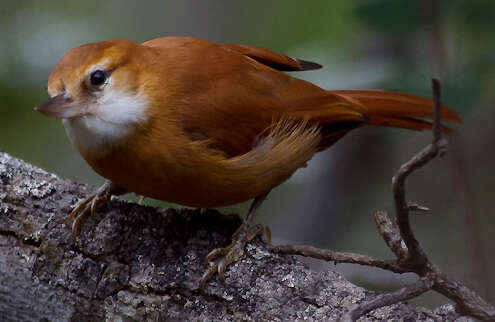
[1,0,493,306]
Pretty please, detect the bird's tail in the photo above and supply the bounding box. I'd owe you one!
[330,90,462,131]
[286,89,462,150]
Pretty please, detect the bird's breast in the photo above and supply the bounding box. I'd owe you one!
[79,118,320,208]
[62,116,134,159]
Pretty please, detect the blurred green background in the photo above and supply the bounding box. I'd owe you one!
[1,0,494,307]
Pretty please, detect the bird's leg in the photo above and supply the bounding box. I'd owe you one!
[200,192,270,292]
[68,180,125,247]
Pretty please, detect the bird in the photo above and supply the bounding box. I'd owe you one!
[35,37,462,291]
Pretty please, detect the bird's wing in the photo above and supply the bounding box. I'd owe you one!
[143,38,460,158]
[220,44,322,71]
[146,38,364,157]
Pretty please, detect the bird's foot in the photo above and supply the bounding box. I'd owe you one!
[68,181,118,247]
[200,223,271,292]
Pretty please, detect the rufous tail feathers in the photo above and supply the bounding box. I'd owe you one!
[331,90,462,132]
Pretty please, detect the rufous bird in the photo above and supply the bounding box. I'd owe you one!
[35,37,461,291]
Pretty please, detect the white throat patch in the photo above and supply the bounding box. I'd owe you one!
[62,91,148,158]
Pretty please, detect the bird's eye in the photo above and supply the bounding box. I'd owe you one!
[89,70,108,87]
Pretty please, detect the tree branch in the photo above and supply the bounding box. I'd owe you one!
[341,278,433,322]
[0,151,456,321]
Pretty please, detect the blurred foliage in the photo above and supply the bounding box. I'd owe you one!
[0,0,493,306]
[355,0,425,35]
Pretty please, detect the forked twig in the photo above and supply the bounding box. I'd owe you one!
[273,78,495,321]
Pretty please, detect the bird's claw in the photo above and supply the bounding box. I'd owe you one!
[67,181,114,247]
[199,223,269,292]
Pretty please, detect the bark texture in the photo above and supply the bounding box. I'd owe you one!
[0,151,463,321]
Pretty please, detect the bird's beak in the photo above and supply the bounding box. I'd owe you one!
[35,94,87,119]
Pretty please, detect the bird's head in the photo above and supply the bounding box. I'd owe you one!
[36,40,154,156]
[37,39,149,122]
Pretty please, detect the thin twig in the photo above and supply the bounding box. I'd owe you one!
[390,78,446,271]
[407,202,430,213]
[271,245,407,274]
[340,278,433,322]
[391,141,443,270]
[373,211,408,260]
[431,267,495,321]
